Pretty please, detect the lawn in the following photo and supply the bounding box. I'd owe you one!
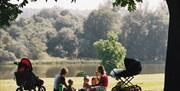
[0,74,164,91]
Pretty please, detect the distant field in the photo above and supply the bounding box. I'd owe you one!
[0,74,164,91]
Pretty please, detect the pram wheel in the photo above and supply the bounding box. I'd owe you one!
[111,86,124,91]
[111,87,118,91]
[16,87,23,91]
[38,86,46,91]
[134,85,141,91]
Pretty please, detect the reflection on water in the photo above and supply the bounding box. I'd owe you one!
[0,63,165,79]
[0,63,99,79]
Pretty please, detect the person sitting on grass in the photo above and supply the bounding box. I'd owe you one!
[66,79,76,91]
[91,77,97,86]
[78,75,91,91]
[53,67,69,91]
[90,65,109,91]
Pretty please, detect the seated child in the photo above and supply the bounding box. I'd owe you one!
[78,75,90,91]
[66,79,76,91]
[91,77,97,86]
[83,75,90,89]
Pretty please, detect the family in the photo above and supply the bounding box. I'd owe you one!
[53,65,109,91]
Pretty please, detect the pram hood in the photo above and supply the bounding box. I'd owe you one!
[110,58,142,77]
[17,58,33,72]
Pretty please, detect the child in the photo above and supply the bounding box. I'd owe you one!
[78,75,90,91]
[91,77,97,86]
[66,79,76,91]
[83,75,90,89]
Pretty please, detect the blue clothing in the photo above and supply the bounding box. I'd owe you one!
[54,74,65,90]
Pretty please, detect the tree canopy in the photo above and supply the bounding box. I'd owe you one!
[0,0,143,28]
[94,31,126,73]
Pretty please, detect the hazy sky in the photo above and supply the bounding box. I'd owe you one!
[12,0,164,10]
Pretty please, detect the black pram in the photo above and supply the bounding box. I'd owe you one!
[14,58,46,91]
[110,58,142,91]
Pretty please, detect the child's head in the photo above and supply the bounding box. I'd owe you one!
[83,75,90,82]
[68,79,73,86]
[91,77,97,85]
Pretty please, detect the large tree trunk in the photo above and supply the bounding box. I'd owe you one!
[164,0,180,91]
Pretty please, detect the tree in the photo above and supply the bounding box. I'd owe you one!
[112,0,180,90]
[94,31,126,73]
[119,9,168,61]
[0,0,76,28]
[164,1,180,91]
[1,0,180,90]
[81,7,121,58]
[47,28,80,58]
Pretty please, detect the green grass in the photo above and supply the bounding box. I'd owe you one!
[0,74,164,91]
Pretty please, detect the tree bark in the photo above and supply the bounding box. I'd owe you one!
[164,0,180,91]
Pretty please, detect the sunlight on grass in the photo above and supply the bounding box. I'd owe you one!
[0,74,164,91]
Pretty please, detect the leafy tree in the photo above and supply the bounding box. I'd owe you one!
[1,0,180,90]
[5,41,29,59]
[94,31,126,73]
[81,7,121,58]
[0,49,16,61]
[47,28,80,58]
[119,10,168,61]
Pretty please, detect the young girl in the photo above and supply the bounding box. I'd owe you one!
[91,77,97,86]
[83,75,90,89]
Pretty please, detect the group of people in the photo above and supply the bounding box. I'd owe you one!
[53,65,109,91]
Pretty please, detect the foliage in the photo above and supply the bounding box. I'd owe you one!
[81,7,121,58]
[0,3,169,62]
[75,71,87,77]
[0,0,142,28]
[94,31,126,73]
[0,49,16,61]
[47,28,80,58]
[0,1,22,28]
[119,10,168,61]
[113,0,143,12]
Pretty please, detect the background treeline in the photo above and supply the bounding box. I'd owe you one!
[0,2,168,62]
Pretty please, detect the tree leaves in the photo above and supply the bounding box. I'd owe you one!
[94,31,126,72]
[19,0,28,8]
[0,2,22,28]
[113,0,143,12]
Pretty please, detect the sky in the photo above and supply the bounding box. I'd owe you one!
[11,0,164,10]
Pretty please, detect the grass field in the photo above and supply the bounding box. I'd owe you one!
[0,74,164,91]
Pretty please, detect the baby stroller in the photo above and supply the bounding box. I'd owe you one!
[109,58,142,91]
[14,58,46,91]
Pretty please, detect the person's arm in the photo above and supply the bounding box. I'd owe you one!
[96,71,100,82]
[62,77,68,88]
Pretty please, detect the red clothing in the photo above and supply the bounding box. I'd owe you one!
[98,74,108,87]
[83,82,90,89]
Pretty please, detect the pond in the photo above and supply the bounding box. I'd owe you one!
[0,62,165,79]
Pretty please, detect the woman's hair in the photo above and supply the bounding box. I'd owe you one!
[97,65,105,75]
[60,67,68,75]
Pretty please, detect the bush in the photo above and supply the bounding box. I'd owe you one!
[94,31,126,73]
[75,71,87,77]
[0,49,16,61]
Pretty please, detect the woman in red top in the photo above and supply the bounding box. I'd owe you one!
[90,65,108,91]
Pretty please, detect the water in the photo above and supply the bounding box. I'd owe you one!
[0,63,165,79]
